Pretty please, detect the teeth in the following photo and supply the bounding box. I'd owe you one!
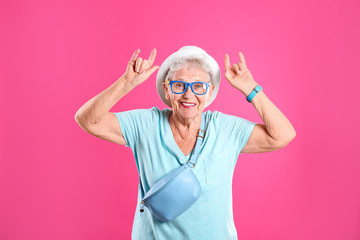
[182,103,195,106]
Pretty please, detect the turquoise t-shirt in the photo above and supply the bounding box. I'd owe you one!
[114,107,256,240]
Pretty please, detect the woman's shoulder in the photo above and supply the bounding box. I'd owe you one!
[136,106,173,125]
[205,109,254,125]
[122,106,168,116]
[114,106,169,127]
[150,106,171,119]
[204,109,232,121]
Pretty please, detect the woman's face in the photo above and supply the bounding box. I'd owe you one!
[163,65,214,121]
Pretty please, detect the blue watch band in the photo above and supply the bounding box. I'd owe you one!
[246,85,263,102]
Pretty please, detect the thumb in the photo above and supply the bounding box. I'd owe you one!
[147,65,160,76]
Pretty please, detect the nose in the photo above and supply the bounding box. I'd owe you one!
[182,85,195,98]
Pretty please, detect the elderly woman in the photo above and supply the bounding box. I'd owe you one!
[75,46,296,239]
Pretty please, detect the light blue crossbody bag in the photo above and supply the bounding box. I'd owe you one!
[138,113,207,222]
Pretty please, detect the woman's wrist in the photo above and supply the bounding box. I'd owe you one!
[116,75,137,93]
[241,82,259,96]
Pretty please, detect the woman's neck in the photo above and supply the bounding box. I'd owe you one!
[169,112,202,140]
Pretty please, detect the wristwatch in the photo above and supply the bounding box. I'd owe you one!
[246,85,263,103]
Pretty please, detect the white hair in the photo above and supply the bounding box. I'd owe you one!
[165,57,213,83]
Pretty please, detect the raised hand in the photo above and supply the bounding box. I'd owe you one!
[224,52,258,96]
[123,48,160,87]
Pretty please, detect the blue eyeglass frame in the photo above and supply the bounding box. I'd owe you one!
[166,80,212,95]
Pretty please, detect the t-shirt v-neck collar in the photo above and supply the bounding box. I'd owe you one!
[164,109,194,163]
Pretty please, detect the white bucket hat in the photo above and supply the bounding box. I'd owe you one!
[156,46,221,108]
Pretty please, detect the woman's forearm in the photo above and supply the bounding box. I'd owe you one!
[74,75,134,126]
[250,90,296,143]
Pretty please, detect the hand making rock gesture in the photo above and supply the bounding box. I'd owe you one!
[123,48,160,87]
[224,52,258,96]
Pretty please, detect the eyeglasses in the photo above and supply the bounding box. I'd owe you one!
[166,80,212,95]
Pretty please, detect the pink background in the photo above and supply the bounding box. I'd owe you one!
[1,0,359,239]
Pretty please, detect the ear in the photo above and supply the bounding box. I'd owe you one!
[207,85,215,102]
[162,82,170,100]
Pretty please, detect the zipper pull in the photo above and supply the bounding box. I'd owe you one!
[140,201,144,217]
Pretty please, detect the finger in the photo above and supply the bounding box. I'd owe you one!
[135,57,142,72]
[233,64,241,75]
[224,54,232,72]
[237,62,244,72]
[238,51,247,68]
[139,59,148,73]
[130,49,140,63]
[148,48,157,66]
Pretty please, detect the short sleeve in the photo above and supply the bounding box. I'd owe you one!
[216,112,257,154]
[113,107,160,148]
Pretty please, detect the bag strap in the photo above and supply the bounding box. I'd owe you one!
[139,112,208,199]
[187,113,207,167]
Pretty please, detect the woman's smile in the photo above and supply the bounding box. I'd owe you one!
[180,102,196,108]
